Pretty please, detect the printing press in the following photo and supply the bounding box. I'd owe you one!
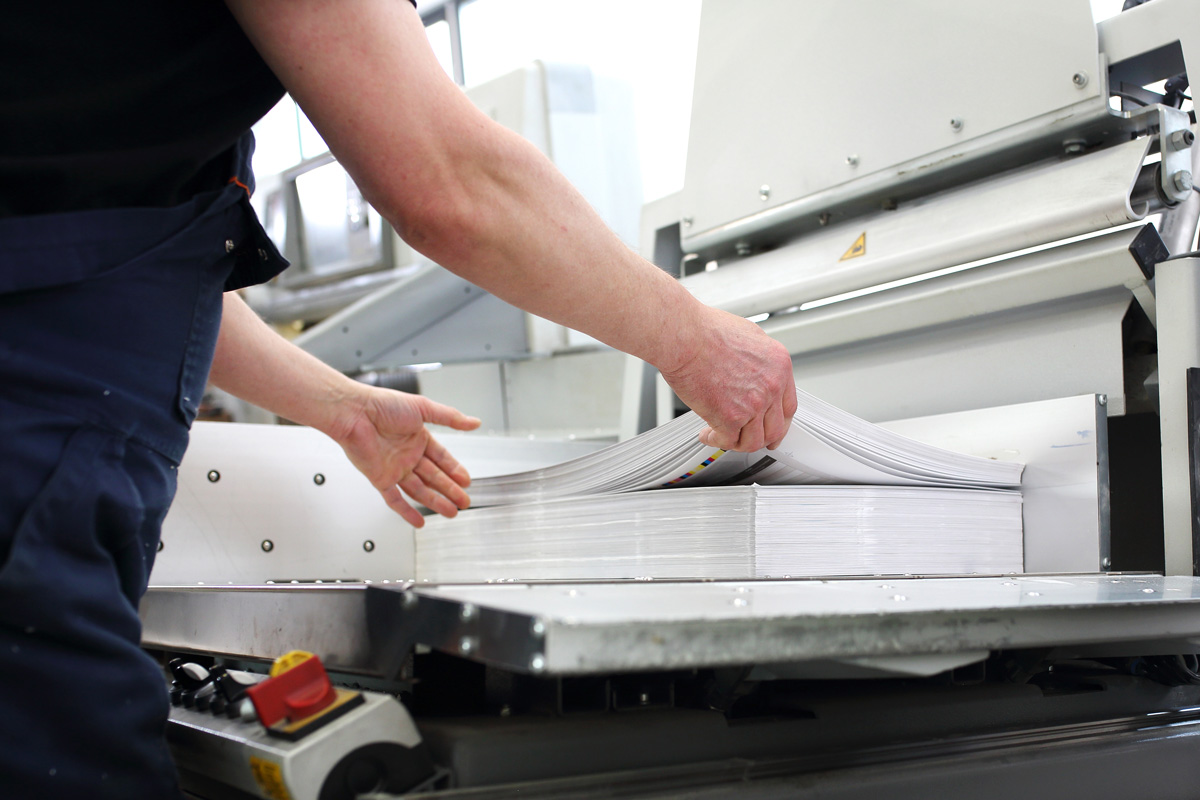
[142,1,1200,797]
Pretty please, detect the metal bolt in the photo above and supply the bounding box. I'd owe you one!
[734,241,752,257]
[1063,139,1086,155]
[363,540,375,553]
[950,118,963,131]
[1101,556,1112,569]
[460,603,477,621]
[846,155,860,167]
[157,540,164,552]
[1098,394,1108,407]
[224,239,235,253]
[459,636,475,654]
[1169,129,1196,151]
[681,216,694,229]
[313,473,326,486]
[818,212,831,227]
[1173,170,1193,194]
[531,619,546,637]
[529,654,546,673]
[206,470,220,483]
[758,184,771,201]
[261,539,274,553]
[1072,71,1088,88]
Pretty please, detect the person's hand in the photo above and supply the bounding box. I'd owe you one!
[659,308,797,452]
[333,386,481,527]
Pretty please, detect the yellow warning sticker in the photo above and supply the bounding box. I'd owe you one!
[250,756,292,800]
[839,232,866,261]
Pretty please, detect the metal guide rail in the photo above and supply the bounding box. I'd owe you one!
[141,575,1200,678]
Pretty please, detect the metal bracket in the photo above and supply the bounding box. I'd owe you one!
[1121,104,1195,205]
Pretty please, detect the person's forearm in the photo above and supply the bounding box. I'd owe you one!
[226,0,707,376]
[381,128,707,375]
[208,292,365,439]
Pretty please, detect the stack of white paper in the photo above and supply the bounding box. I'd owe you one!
[416,485,1023,582]
[416,387,1025,583]
[467,387,1023,508]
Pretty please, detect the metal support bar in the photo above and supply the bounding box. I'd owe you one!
[1154,256,1200,575]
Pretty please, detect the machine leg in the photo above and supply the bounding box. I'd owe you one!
[1155,256,1200,576]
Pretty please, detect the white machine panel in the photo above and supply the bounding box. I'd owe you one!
[680,0,1104,248]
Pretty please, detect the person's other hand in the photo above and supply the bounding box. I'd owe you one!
[334,387,481,527]
[660,308,797,453]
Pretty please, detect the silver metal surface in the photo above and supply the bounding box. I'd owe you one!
[396,576,1200,675]
[143,575,1200,679]
[142,585,381,674]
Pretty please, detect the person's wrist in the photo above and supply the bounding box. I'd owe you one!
[315,375,373,445]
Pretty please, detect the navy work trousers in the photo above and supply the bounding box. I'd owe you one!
[0,183,271,797]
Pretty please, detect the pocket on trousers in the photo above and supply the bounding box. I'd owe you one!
[0,426,115,627]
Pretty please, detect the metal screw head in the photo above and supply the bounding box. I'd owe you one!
[846,155,860,167]
[206,470,220,483]
[1101,556,1112,569]
[1063,139,1086,155]
[460,603,477,622]
[818,212,831,227]
[257,248,268,261]
[260,539,274,553]
[681,216,694,229]
[224,239,235,253]
[1173,170,1194,193]
[950,118,963,131]
[157,540,164,552]
[1169,129,1196,151]
[459,636,475,654]
[1098,394,1108,406]
[531,618,546,637]
[1072,71,1088,88]
[529,654,546,673]
[313,473,326,486]
[363,540,375,553]
[734,241,752,257]
[758,184,771,201]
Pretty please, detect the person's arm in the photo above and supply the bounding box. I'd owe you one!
[224,0,797,452]
[209,292,480,527]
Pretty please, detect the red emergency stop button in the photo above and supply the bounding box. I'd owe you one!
[245,651,362,739]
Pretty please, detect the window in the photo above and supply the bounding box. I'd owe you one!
[459,0,701,203]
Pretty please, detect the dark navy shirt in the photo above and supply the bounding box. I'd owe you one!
[0,2,286,218]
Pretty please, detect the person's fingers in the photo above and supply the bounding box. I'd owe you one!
[702,423,742,452]
[415,456,471,509]
[399,472,460,518]
[419,397,482,431]
[424,435,471,488]
[733,415,766,453]
[763,401,788,450]
[378,484,426,528]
